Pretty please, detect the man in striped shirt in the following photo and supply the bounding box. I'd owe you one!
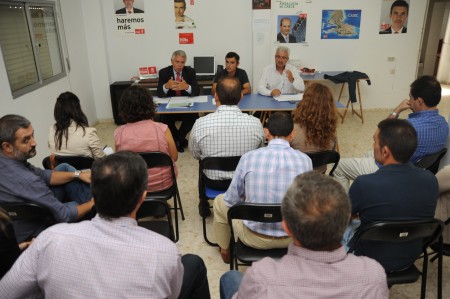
[212,112,312,263]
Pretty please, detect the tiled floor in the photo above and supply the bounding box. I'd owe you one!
[95,86,450,299]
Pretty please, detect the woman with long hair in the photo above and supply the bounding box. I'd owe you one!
[114,86,178,192]
[48,92,105,159]
[291,83,338,171]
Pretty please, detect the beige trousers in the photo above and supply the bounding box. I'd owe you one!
[212,194,292,250]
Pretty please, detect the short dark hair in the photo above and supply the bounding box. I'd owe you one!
[119,86,156,123]
[279,17,291,27]
[225,52,240,63]
[216,77,242,105]
[91,151,148,220]
[0,114,31,145]
[410,75,441,107]
[377,118,417,163]
[266,112,293,137]
[282,172,350,251]
[390,0,409,14]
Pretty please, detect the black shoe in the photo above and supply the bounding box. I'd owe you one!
[176,142,184,153]
[181,139,188,148]
[198,202,211,217]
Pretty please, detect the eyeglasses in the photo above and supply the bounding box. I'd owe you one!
[275,55,289,60]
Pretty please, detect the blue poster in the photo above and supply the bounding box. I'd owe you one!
[321,10,361,39]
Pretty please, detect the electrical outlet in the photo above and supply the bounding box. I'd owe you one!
[387,57,396,62]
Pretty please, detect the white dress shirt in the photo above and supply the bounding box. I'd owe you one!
[257,64,304,96]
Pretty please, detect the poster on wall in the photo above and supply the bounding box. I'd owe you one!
[379,0,409,34]
[321,10,361,39]
[114,0,146,35]
[253,0,271,10]
[179,33,194,44]
[276,14,307,43]
[175,0,196,29]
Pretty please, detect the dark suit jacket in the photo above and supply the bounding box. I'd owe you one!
[116,7,144,14]
[277,32,297,43]
[379,27,407,34]
[157,65,200,98]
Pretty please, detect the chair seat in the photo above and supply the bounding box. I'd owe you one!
[235,239,288,265]
[146,185,175,201]
[205,186,226,199]
[387,265,421,286]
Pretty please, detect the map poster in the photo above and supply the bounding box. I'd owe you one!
[321,10,361,39]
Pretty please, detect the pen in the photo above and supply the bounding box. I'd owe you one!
[103,145,107,150]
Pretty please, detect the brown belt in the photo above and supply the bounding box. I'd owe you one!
[248,228,290,240]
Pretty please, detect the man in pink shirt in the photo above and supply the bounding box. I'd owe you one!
[220,172,388,299]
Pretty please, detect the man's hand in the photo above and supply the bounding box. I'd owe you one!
[270,89,282,97]
[286,70,294,83]
[171,78,189,91]
[164,77,176,89]
[78,171,91,184]
[394,99,411,114]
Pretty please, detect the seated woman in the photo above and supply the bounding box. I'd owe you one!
[290,83,338,172]
[114,86,178,192]
[48,92,106,159]
[0,209,32,278]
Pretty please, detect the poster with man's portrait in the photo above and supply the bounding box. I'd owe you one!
[115,0,145,14]
[253,0,271,10]
[276,14,307,44]
[379,0,409,34]
[175,0,196,29]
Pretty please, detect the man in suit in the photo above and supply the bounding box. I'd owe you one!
[116,0,144,14]
[379,0,408,34]
[277,18,296,43]
[157,50,200,152]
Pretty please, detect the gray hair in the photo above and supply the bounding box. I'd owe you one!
[0,114,31,145]
[171,50,187,60]
[276,46,290,57]
[281,172,351,251]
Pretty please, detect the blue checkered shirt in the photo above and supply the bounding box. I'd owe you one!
[224,139,312,236]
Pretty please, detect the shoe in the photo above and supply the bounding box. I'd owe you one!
[220,248,230,264]
[181,139,188,148]
[198,202,211,217]
[176,142,184,153]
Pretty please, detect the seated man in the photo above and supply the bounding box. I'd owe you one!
[0,114,94,243]
[189,77,265,216]
[212,112,312,263]
[211,52,252,95]
[220,172,388,299]
[157,50,200,152]
[334,75,449,190]
[0,152,210,299]
[348,119,438,272]
[257,46,304,97]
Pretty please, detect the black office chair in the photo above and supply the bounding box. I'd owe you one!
[0,202,56,239]
[138,152,184,242]
[305,150,340,175]
[414,148,447,175]
[198,156,241,246]
[227,203,288,270]
[348,219,444,299]
[42,155,95,170]
[430,216,450,263]
[137,199,175,242]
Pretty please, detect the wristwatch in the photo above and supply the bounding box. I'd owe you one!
[390,112,398,118]
[74,170,81,179]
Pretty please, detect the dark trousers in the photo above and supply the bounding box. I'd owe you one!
[179,254,211,299]
[160,114,198,143]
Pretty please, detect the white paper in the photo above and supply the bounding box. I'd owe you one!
[153,97,170,104]
[103,146,114,155]
[167,97,193,108]
[189,95,208,103]
[273,94,303,102]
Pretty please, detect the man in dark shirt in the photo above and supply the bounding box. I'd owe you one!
[211,52,251,95]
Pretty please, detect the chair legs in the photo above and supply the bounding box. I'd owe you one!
[201,197,218,247]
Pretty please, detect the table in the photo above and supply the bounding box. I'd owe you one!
[301,71,370,124]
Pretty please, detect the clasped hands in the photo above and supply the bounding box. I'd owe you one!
[165,77,189,91]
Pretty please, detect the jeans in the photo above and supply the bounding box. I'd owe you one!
[342,219,361,252]
[220,271,243,299]
[50,163,91,205]
[178,254,211,299]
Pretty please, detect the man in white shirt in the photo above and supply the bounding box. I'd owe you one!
[257,46,304,97]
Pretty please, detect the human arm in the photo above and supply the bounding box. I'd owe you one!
[348,178,362,217]
[49,170,90,185]
[257,67,273,96]
[188,122,201,160]
[223,160,246,206]
[185,67,200,96]
[287,65,305,93]
[436,165,450,193]
[242,82,251,95]
[165,128,178,162]
[87,128,106,159]
[76,198,95,219]
[157,68,171,97]
[387,99,411,119]
[168,254,184,299]
[211,82,218,95]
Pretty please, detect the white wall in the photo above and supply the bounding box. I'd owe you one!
[0,0,434,166]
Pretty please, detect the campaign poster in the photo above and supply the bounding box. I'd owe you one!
[114,0,146,35]
[321,10,361,39]
[175,0,196,29]
[379,0,409,34]
[276,14,307,43]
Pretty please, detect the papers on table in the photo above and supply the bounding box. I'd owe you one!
[153,97,169,104]
[154,96,208,108]
[102,146,114,155]
[190,95,208,103]
[273,93,303,102]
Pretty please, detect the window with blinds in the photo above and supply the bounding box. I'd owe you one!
[0,1,66,98]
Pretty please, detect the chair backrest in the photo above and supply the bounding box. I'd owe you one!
[42,155,95,170]
[227,203,283,225]
[136,199,175,241]
[199,156,241,191]
[348,219,444,253]
[305,150,340,175]
[0,202,56,228]
[414,148,447,175]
